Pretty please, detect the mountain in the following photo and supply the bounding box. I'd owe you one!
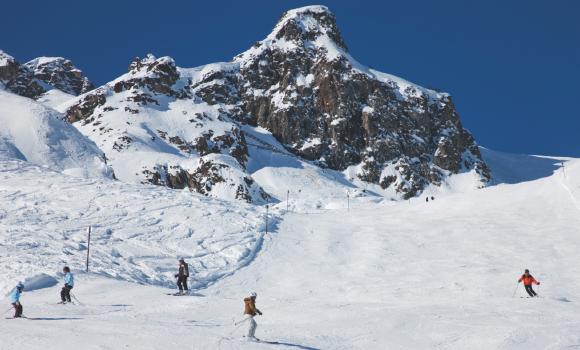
[0,89,113,178]
[0,50,93,99]
[59,55,269,203]
[61,5,489,201]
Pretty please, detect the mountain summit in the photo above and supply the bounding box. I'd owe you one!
[0,50,93,99]
[5,6,490,201]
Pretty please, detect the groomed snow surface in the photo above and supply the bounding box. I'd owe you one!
[1,152,580,349]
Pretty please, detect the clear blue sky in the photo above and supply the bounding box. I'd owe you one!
[2,0,579,156]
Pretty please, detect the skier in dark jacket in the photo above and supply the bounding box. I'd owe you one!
[518,269,540,297]
[9,282,24,318]
[60,266,74,303]
[175,259,189,295]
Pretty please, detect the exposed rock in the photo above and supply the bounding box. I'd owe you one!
[0,50,94,99]
[24,57,94,95]
[60,5,490,200]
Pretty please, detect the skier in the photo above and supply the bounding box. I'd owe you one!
[243,292,263,341]
[60,266,74,304]
[518,269,540,297]
[9,282,24,318]
[175,258,189,295]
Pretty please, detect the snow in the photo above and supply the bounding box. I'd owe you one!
[21,274,59,292]
[36,89,76,109]
[27,56,67,66]
[0,159,270,296]
[1,150,580,349]
[0,50,15,66]
[0,90,112,178]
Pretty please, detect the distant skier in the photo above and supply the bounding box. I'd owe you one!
[175,259,189,295]
[60,266,74,304]
[9,282,24,318]
[425,197,429,202]
[518,269,540,297]
[243,292,263,341]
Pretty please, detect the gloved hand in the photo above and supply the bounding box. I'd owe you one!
[258,311,263,316]
[537,282,540,285]
[174,274,178,278]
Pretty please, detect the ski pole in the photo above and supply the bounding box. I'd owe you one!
[233,316,250,327]
[512,283,519,298]
[2,306,13,315]
[71,293,83,305]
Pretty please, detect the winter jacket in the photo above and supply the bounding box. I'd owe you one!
[244,297,261,316]
[9,288,21,304]
[64,272,74,287]
[178,263,189,278]
[519,274,539,286]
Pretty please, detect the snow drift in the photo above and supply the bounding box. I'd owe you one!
[0,90,113,178]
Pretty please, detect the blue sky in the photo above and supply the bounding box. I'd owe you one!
[2,0,578,156]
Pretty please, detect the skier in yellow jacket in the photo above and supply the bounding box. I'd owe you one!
[243,292,262,341]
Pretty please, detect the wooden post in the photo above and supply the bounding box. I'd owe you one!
[347,191,350,212]
[286,190,290,213]
[86,226,91,273]
[265,205,269,235]
[562,162,566,178]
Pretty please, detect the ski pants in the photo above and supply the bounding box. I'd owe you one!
[61,284,73,302]
[247,316,257,338]
[177,276,188,291]
[524,284,537,297]
[12,302,23,318]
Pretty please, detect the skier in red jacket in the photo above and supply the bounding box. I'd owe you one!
[518,269,540,297]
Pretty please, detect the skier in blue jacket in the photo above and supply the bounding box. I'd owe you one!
[60,266,74,304]
[9,282,24,318]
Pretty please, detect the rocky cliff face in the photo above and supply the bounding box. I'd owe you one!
[60,5,490,201]
[0,50,93,99]
[61,55,269,203]
[186,6,490,198]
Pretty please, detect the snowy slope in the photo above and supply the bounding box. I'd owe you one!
[1,152,580,349]
[0,90,112,178]
[0,159,271,295]
[57,55,270,203]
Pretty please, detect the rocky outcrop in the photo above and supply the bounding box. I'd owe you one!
[24,57,94,95]
[0,50,93,99]
[62,55,269,203]
[61,5,490,200]
[189,5,491,198]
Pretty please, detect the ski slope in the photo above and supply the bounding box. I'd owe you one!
[1,151,580,349]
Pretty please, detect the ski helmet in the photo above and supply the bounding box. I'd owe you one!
[16,282,24,290]
[250,292,257,298]
[525,269,530,274]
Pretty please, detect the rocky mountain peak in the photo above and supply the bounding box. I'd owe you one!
[0,50,94,98]
[60,6,490,201]
[0,50,20,84]
[114,54,180,96]
[274,5,347,50]
[23,56,94,96]
[235,5,347,66]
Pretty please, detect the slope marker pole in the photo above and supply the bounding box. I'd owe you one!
[86,226,91,273]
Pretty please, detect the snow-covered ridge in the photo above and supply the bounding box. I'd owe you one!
[0,90,112,178]
[0,50,93,99]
